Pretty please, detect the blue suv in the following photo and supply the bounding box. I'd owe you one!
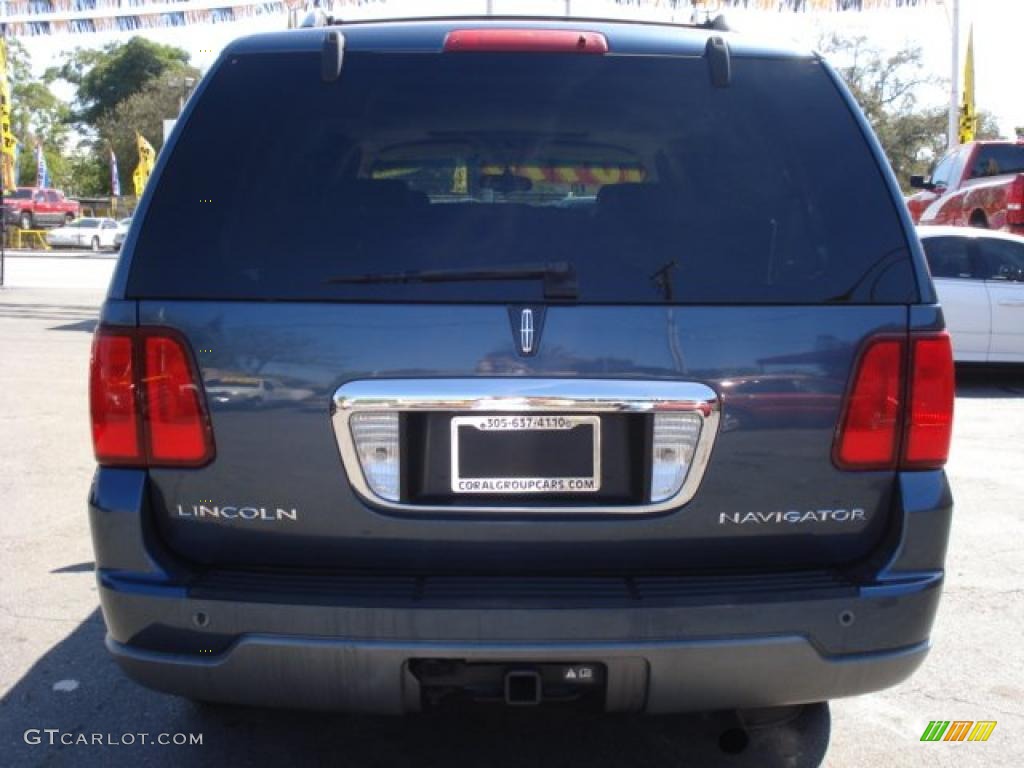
[88,17,954,716]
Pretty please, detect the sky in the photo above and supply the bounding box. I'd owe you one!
[17,0,1024,140]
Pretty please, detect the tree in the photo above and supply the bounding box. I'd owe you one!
[49,37,193,126]
[64,153,106,197]
[41,38,200,195]
[819,33,1003,189]
[96,69,196,195]
[4,37,72,190]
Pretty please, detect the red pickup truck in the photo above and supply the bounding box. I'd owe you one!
[2,186,81,230]
[906,139,1024,233]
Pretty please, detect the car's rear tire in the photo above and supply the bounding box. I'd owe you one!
[969,211,989,229]
[90,237,100,252]
[65,213,75,224]
[19,212,32,230]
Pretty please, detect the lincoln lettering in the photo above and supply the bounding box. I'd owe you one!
[719,509,866,525]
[176,504,298,522]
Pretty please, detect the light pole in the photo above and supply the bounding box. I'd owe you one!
[947,0,960,150]
[180,76,196,115]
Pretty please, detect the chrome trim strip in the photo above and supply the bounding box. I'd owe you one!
[331,378,720,516]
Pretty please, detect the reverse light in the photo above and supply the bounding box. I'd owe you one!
[650,412,703,503]
[349,412,401,501]
[443,29,609,54]
[89,327,214,467]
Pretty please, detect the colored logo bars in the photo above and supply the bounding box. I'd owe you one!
[920,720,997,742]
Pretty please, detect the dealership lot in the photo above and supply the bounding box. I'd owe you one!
[1,257,1022,767]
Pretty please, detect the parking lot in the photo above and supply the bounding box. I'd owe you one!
[1,255,1022,767]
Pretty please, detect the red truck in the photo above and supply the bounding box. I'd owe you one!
[2,186,81,230]
[906,139,1024,233]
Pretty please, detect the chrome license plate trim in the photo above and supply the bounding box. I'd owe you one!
[331,378,720,516]
[450,414,601,494]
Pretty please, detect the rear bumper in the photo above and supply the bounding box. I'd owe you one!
[90,468,952,713]
[97,562,943,714]
[106,629,930,714]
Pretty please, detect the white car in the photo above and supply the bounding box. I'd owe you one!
[918,225,1024,362]
[46,217,119,252]
[113,217,133,250]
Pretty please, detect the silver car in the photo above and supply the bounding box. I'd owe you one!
[46,217,118,251]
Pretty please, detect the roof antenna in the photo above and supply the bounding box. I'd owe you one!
[704,36,731,88]
[322,29,344,83]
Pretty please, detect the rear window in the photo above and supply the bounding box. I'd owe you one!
[128,50,915,304]
[921,236,975,279]
[971,144,1024,178]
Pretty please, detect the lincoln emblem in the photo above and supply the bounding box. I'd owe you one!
[520,309,534,354]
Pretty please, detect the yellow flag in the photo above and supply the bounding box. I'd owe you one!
[132,132,156,197]
[958,25,977,144]
[0,38,18,193]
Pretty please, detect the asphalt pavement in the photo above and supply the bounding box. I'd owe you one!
[1,257,1022,767]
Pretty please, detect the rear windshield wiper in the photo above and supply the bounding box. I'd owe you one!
[325,262,578,299]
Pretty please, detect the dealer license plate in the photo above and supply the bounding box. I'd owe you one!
[450,414,601,494]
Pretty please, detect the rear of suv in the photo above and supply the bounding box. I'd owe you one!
[88,18,954,716]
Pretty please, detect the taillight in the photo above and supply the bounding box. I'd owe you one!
[443,29,609,54]
[90,332,141,464]
[1007,176,1024,226]
[903,332,955,468]
[834,338,903,470]
[143,335,215,465]
[834,331,954,471]
[89,327,214,467]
